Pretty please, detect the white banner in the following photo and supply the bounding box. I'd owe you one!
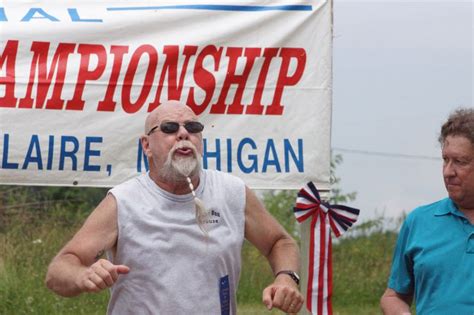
[0,0,332,190]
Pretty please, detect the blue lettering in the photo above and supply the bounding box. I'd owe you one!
[59,136,79,170]
[226,138,232,172]
[262,139,281,172]
[1,134,18,169]
[67,8,103,22]
[203,138,221,170]
[284,138,303,172]
[47,136,54,170]
[0,8,7,21]
[106,164,112,176]
[237,138,258,173]
[84,137,102,171]
[22,135,43,170]
[21,8,60,22]
[136,139,149,172]
[134,137,304,174]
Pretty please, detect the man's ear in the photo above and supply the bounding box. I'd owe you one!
[140,135,152,157]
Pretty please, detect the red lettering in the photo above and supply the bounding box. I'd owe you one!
[246,48,279,115]
[3,41,306,115]
[19,41,75,109]
[210,47,261,114]
[97,45,129,112]
[266,48,306,115]
[0,40,19,108]
[66,44,107,110]
[187,45,222,115]
[121,45,157,114]
[148,45,197,112]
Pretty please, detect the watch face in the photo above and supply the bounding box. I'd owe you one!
[289,272,300,284]
[292,272,300,281]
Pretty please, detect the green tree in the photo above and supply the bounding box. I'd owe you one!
[0,185,107,232]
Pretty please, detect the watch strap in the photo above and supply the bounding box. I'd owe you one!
[275,270,300,285]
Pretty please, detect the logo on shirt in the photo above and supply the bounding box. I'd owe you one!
[204,209,221,224]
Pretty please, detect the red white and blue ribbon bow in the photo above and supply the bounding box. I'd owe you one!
[294,182,359,315]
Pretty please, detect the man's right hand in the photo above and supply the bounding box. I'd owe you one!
[76,259,129,293]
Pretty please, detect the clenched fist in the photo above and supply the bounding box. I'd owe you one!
[262,275,304,314]
[76,259,129,293]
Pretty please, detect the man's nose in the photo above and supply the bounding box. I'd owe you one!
[443,161,455,178]
[176,125,189,140]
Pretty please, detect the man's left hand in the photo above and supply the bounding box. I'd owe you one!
[262,275,304,313]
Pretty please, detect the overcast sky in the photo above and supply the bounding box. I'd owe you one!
[331,0,472,222]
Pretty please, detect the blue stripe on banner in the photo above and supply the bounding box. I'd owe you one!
[107,5,312,12]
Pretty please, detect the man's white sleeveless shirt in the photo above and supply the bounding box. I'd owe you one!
[106,169,246,315]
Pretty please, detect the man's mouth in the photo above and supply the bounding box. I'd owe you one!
[175,147,193,156]
[445,181,461,190]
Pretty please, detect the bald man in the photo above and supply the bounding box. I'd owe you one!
[46,101,304,314]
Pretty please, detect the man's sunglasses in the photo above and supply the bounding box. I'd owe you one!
[147,121,204,136]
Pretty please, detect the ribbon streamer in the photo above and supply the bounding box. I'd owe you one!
[294,182,359,315]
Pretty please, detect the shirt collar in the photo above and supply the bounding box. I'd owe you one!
[434,198,463,217]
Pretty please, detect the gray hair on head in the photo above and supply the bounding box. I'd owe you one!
[439,107,474,146]
[186,176,209,236]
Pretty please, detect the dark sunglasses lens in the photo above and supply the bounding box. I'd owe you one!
[185,122,204,133]
[160,122,180,134]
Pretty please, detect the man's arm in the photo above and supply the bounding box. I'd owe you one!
[45,194,129,297]
[380,288,413,315]
[243,187,304,313]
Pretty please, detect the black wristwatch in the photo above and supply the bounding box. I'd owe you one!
[275,270,300,286]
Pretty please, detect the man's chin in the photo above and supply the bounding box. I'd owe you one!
[171,159,200,177]
[173,153,196,161]
[447,190,462,203]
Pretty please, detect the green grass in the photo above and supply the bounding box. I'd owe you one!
[332,229,397,308]
[0,209,109,315]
